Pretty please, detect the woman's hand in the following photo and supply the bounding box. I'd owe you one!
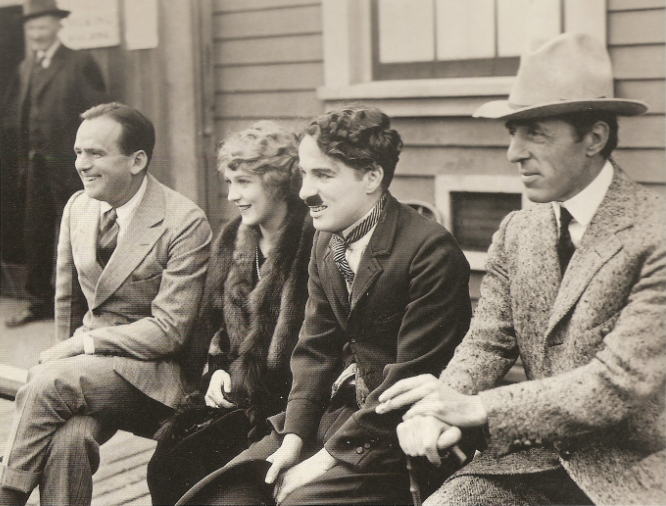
[204,369,235,408]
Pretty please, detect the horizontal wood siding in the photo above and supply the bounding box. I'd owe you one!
[211,0,324,230]
[608,3,665,199]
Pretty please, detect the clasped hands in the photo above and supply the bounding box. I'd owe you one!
[375,374,487,466]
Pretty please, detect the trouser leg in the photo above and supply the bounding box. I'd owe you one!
[39,416,116,506]
[22,155,56,311]
[0,355,168,498]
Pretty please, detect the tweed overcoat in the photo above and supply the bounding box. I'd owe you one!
[439,165,666,505]
[55,174,212,409]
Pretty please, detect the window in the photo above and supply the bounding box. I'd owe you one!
[451,192,522,252]
[436,175,529,270]
[319,0,605,107]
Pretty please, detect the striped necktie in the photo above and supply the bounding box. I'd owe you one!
[97,208,119,267]
[331,193,387,285]
[557,206,575,274]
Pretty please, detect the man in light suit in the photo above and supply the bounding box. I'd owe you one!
[5,0,107,326]
[377,33,665,505]
[0,103,212,506]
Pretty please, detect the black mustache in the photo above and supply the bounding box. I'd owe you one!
[303,195,324,207]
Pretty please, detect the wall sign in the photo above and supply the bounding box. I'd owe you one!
[58,0,120,49]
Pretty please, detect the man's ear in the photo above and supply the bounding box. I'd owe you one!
[129,150,148,174]
[365,164,384,193]
[585,121,610,157]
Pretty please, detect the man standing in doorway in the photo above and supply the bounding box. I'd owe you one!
[5,0,107,327]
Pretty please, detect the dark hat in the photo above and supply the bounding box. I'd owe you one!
[23,0,70,22]
[175,459,273,505]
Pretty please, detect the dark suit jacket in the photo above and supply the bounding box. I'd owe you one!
[441,165,665,505]
[55,175,212,409]
[18,44,106,196]
[278,193,472,469]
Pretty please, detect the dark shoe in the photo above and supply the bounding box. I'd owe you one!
[4,307,52,328]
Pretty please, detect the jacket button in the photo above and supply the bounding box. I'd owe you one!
[364,442,371,449]
[356,447,364,454]
[561,450,572,460]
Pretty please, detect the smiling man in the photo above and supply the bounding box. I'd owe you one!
[0,103,211,506]
[178,106,472,505]
[376,33,665,506]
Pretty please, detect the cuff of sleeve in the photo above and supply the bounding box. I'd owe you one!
[83,334,95,355]
[283,398,326,440]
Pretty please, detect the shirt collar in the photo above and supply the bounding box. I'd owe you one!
[553,160,613,228]
[100,176,148,227]
[36,40,60,68]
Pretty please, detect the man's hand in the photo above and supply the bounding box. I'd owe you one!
[397,415,462,466]
[273,448,337,504]
[376,374,488,428]
[205,369,235,408]
[265,433,304,486]
[39,336,84,364]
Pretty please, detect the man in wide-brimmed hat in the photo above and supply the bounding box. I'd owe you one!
[377,32,665,505]
[4,0,107,328]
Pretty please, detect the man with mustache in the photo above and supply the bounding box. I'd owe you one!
[178,105,473,505]
[377,32,665,506]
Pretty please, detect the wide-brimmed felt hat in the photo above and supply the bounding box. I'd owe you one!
[474,32,648,120]
[22,0,70,21]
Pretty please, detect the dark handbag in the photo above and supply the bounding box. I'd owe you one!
[147,406,252,506]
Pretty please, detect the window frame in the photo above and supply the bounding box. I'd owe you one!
[318,0,606,118]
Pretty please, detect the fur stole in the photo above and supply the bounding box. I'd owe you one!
[203,199,313,417]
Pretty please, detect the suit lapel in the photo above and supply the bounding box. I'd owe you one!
[71,195,103,305]
[545,167,633,337]
[18,59,32,114]
[30,45,67,100]
[93,175,166,308]
[349,194,397,311]
[321,240,350,326]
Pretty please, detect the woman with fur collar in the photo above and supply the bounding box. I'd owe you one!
[148,121,314,505]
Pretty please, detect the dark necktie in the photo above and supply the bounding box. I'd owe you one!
[331,193,387,285]
[97,209,119,267]
[557,207,575,274]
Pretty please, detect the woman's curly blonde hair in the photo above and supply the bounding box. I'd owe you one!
[217,120,301,200]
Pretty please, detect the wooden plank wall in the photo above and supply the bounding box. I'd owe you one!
[211,0,325,230]
[608,0,666,197]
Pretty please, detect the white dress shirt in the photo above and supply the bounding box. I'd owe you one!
[35,40,60,68]
[553,160,613,248]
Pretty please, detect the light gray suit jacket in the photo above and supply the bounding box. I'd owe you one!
[441,165,665,505]
[55,174,212,409]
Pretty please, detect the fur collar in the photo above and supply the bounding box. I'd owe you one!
[209,199,313,408]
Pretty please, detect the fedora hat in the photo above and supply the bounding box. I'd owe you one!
[474,32,647,120]
[23,0,70,21]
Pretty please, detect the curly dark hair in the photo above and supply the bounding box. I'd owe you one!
[304,105,403,188]
[217,120,301,201]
